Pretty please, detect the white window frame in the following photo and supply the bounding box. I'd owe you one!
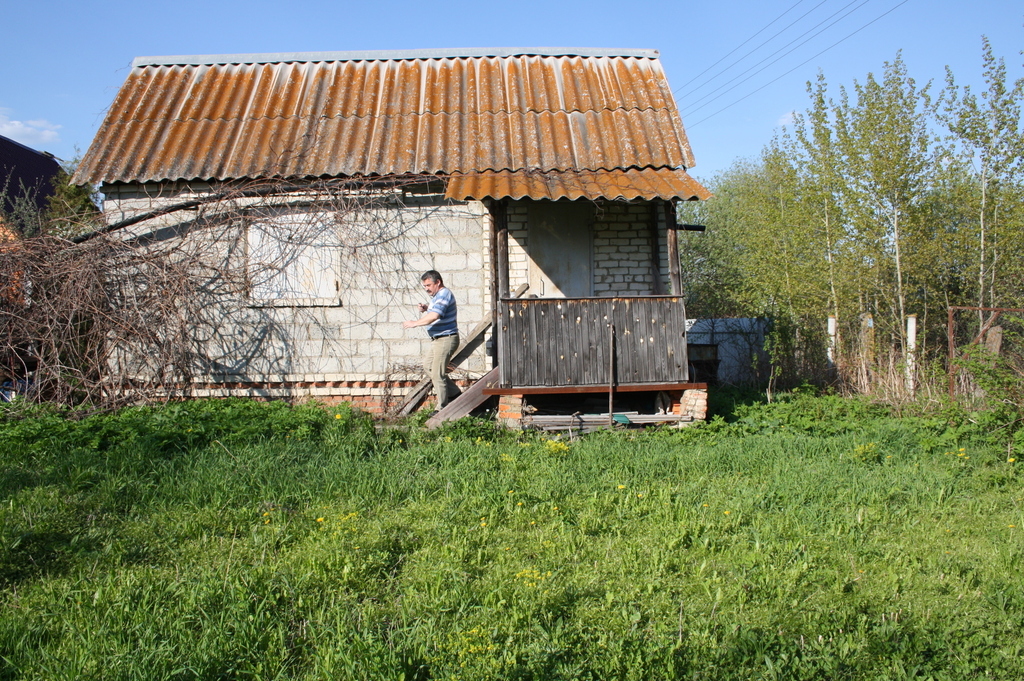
[246,211,341,307]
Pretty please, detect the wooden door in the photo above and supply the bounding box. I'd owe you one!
[527,201,594,298]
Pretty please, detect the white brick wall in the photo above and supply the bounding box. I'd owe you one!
[102,184,494,388]
[591,201,670,296]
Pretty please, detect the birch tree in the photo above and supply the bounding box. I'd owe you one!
[834,53,934,351]
[938,37,1024,313]
[791,72,853,352]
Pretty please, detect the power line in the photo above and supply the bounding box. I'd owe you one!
[681,0,872,117]
[686,0,911,130]
[673,0,814,95]
[675,0,831,102]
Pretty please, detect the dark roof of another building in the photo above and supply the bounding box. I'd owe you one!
[1,134,61,214]
[74,48,709,201]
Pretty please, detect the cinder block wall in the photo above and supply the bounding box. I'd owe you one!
[505,199,670,296]
[101,183,492,410]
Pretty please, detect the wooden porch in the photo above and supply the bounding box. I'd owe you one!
[491,295,692,390]
[424,198,710,428]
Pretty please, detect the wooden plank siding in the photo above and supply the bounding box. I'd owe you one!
[498,296,689,389]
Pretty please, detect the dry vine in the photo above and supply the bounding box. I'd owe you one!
[1,176,464,407]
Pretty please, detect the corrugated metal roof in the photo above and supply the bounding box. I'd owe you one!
[445,168,711,201]
[75,49,704,201]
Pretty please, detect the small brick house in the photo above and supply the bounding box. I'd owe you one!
[73,48,711,421]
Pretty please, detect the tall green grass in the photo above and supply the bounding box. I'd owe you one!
[1,396,1021,679]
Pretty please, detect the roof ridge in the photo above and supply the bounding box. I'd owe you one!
[125,105,670,124]
[132,48,660,68]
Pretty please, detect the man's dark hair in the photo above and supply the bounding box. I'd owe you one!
[421,270,443,284]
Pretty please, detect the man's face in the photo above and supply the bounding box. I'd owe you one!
[422,277,442,296]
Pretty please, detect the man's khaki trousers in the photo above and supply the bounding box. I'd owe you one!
[426,333,459,409]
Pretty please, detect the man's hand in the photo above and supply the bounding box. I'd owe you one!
[418,303,428,313]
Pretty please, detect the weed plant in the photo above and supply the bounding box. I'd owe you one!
[1,396,1021,679]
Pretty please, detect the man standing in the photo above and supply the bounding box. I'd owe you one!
[403,270,459,409]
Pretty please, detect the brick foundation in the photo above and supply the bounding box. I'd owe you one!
[496,394,525,428]
[676,388,708,422]
[173,378,462,415]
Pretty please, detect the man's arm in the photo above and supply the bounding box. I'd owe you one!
[403,311,440,329]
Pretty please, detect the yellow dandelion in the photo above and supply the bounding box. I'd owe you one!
[723,511,731,515]
[1010,525,1017,529]
[316,517,324,522]
[508,490,514,494]
[517,502,523,506]
[617,485,626,489]
[1009,458,1016,463]
[480,522,487,527]
[335,414,342,419]
[702,503,709,507]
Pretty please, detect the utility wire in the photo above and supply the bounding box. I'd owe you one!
[676,0,831,101]
[674,0,812,94]
[681,0,871,117]
[686,0,911,130]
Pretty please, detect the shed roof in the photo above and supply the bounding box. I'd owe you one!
[75,48,708,201]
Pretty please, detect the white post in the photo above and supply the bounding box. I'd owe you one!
[906,314,917,394]
[827,316,837,367]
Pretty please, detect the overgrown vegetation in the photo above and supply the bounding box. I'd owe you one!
[679,40,1024,393]
[1,395,1021,679]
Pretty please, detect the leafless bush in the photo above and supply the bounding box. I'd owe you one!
[1,177,443,407]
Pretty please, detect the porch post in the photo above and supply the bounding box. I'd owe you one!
[663,199,683,297]
[495,199,510,298]
[488,199,510,368]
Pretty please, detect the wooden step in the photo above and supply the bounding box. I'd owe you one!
[425,366,501,429]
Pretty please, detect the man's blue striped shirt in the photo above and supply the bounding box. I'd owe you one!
[426,287,458,338]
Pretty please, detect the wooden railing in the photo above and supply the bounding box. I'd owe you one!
[497,296,689,389]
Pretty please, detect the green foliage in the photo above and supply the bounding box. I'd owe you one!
[43,166,101,238]
[683,41,1024,389]
[952,343,1024,455]
[2,396,1023,678]
[0,159,99,238]
[0,398,340,458]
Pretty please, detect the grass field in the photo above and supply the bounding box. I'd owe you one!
[1,394,1022,680]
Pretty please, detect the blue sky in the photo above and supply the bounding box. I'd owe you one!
[3,0,1021,183]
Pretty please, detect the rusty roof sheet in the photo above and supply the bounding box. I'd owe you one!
[445,168,711,202]
[75,49,701,198]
